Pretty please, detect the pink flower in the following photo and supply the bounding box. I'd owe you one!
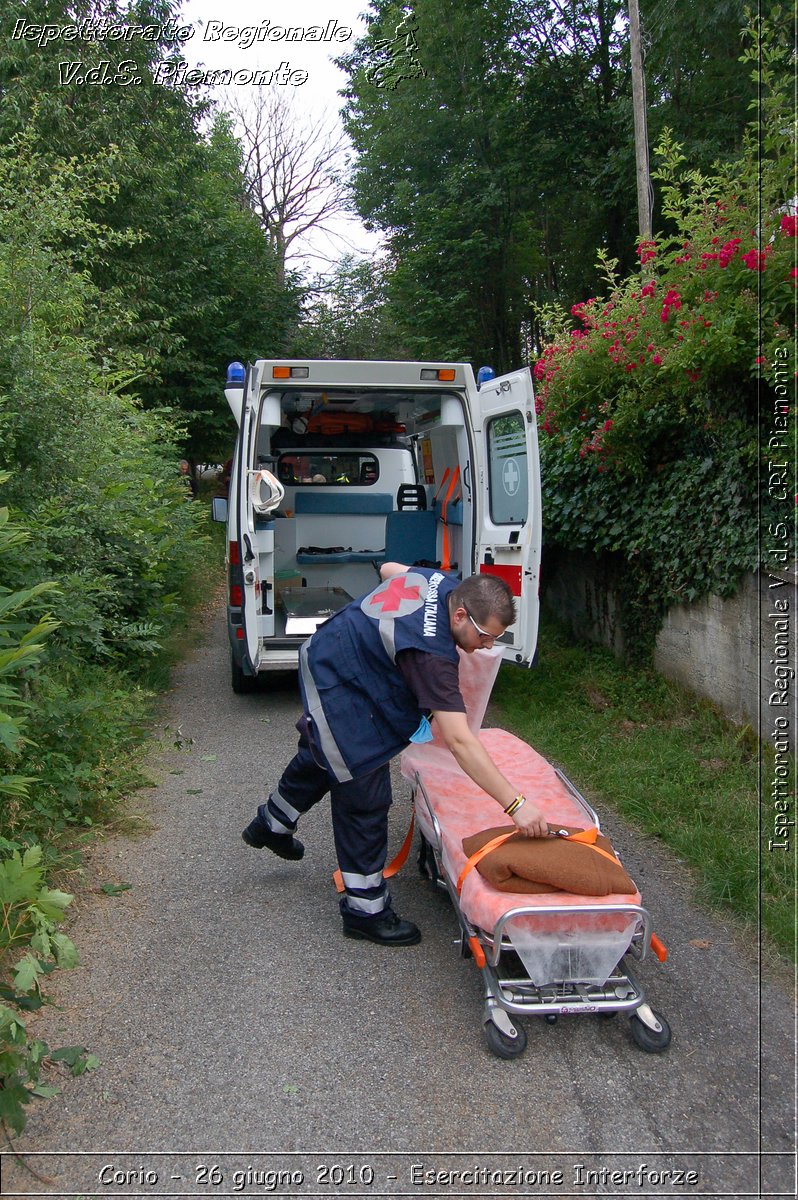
[637,239,657,265]
[718,237,742,267]
[652,353,663,365]
[742,248,768,272]
[780,214,797,237]
[660,289,682,322]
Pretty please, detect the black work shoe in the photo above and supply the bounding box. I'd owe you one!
[242,815,304,860]
[342,907,421,946]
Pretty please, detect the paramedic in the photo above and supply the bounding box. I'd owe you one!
[242,565,549,946]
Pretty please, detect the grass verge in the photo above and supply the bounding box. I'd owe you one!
[492,614,794,962]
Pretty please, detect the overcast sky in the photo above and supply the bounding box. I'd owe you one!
[178,0,382,269]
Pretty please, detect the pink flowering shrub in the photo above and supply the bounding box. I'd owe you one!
[532,10,794,657]
[532,125,792,468]
[533,132,795,471]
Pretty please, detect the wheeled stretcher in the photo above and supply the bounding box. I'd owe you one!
[400,647,671,1059]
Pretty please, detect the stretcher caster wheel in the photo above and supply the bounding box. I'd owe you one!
[417,836,441,886]
[629,1007,671,1053]
[483,1017,527,1059]
[545,1014,558,1024]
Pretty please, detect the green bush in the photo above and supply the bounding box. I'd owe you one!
[532,10,794,657]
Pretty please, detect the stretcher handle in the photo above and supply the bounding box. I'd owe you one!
[456,825,624,895]
[650,932,668,961]
[333,810,415,894]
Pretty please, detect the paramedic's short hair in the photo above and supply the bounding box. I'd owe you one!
[450,574,515,628]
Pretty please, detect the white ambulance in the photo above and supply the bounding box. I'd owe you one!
[214,359,542,692]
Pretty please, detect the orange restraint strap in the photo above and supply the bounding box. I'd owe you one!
[455,824,669,959]
[433,468,451,504]
[439,467,461,573]
[456,825,621,895]
[333,810,415,894]
[456,830,517,894]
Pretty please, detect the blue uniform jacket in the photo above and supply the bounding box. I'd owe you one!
[299,569,459,782]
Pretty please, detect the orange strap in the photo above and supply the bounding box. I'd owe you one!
[560,825,625,868]
[333,810,415,894]
[456,830,516,894]
[456,825,623,895]
[432,468,451,504]
[439,467,461,572]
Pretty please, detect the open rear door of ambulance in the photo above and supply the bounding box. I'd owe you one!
[235,363,262,678]
[470,367,542,665]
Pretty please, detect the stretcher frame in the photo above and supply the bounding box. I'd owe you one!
[408,764,671,1058]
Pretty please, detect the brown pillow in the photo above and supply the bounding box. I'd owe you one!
[461,825,637,896]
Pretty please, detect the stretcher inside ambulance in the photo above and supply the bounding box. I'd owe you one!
[216,359,542,693]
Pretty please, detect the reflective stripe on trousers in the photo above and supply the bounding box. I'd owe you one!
[267,720,393,916]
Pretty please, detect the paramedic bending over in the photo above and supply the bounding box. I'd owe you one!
[242,565,549,946]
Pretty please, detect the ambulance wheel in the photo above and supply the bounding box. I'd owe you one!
[629,1009,672,1053]
[231,653,258,694]
[483,1018,527,1059]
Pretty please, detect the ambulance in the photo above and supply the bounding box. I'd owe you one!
[213,359,542,692]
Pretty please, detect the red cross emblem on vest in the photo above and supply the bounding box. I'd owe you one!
[369,576,421,614]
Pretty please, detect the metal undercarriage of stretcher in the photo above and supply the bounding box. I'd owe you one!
[411,767,672,1059]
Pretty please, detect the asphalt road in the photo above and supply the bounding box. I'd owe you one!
[1,597,794,1199]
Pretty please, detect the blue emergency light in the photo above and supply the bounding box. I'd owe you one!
[226,361,246,385]
[476,365,496,390]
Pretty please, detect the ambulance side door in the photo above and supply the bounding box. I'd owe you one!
[235,364,262,675]
[469,368,542,665]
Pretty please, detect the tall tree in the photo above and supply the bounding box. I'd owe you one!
[338,0,765,368]
[339,0,539,370]
[640,0,769,171]
[0,0,298,458]
[226,91,352,286]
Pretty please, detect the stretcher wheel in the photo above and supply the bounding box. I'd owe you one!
[629,1008,672,1053]
[417,837,436,881]
[483,1018,527,1059]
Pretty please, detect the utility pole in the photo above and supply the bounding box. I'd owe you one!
[628,0,652,239]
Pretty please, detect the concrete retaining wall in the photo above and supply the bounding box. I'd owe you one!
[541,547,796,732]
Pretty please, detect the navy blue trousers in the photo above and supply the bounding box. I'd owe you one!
[263,719,393,916]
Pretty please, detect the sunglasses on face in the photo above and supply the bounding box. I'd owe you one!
[463,605,496,643]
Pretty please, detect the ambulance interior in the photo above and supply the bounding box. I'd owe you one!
[251,386,474,640]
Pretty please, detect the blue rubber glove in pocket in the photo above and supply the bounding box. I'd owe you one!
[409,714,434,744]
